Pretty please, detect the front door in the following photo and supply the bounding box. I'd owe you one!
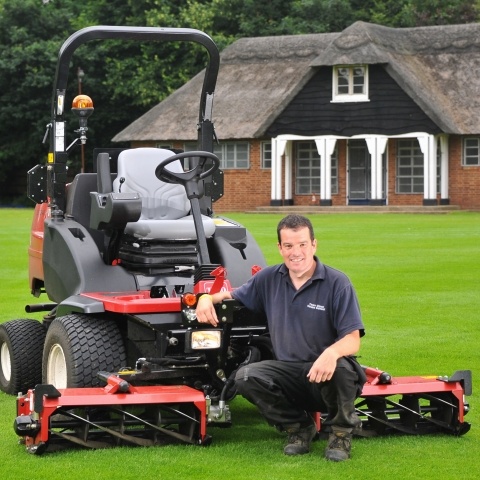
[348,139,386,205]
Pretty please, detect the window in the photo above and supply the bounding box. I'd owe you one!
[463,138,480,166]
[332,65,369,102]
[220,142,249,169]
[396,139,424,193]
[261,142,272,169]
[295,141,338,195]
[396,139,442,194]
[184,142,250,169]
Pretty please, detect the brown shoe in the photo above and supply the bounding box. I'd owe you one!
[324,430,352,462]
[283,423,317,455]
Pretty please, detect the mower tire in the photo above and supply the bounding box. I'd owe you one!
[0,319,46,395]
[42,314,126,389]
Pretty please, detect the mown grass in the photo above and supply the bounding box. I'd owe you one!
[0,208,478,479]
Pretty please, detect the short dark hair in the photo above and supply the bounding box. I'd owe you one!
[277,214,315,243]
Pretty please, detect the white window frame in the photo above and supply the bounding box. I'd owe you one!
[156,143,173,149]
[332,65,369,103]
[261,141,272,169]
[217,142,250,169]
[183,141,249,170]
[463,137,480,166]
[396,139,424,194]
[294,141,338,195]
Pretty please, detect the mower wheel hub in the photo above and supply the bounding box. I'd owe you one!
[0,342,12,382]
[46,344,67,388]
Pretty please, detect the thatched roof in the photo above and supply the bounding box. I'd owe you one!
[113,21,480,142]
[311,21,480,134]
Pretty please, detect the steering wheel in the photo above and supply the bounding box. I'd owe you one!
[155,151,219,199]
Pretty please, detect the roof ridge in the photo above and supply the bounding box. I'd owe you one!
[221,32,339,63]
[340,21,480,54]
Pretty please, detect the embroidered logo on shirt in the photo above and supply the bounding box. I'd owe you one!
[307,303,325,311]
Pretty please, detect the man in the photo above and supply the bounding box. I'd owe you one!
[196,214,365,461]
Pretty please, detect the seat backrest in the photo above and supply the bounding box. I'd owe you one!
[65,173,111,251]
[113,148,190,220]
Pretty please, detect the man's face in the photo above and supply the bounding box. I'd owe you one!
[277,226,317,276]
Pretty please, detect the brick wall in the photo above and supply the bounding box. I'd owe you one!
[214,140,271,212]
[448,136,480,210]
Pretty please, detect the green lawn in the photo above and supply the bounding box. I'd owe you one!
[0,208,478,479]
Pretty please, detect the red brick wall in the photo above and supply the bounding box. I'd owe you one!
[214,140,271,212]
[448,136,480,210]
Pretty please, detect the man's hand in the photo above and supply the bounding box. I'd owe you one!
[306,330,361,383]
[195,291,233,327]
[195,294,219,326]
[307,348,338,383]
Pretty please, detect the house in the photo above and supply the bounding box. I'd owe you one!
[112,21,480,211]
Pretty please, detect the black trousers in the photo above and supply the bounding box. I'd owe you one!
[234,357,363,431]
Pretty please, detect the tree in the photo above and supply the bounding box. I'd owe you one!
[402,0,480,26]
[0,0,81,198]
[1,0,479,203]
[0,0,236,201]
[212,0,356,36]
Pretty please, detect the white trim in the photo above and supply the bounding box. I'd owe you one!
[271,138,287,202]
[331,96,370,104]
[365,137,388,201]
[271,139,278,201]
[417,134,437,200]
[260,141,272,169]
[274,132,433,142]
[439,135,449,200]
[315,137,337,201]
[271,132,438,205]
[332,65,370,103]
[462,137,480,166]
[284,142,293,201]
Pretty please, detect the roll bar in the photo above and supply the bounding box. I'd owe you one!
[45,26,220,213]
[52,26,219,124]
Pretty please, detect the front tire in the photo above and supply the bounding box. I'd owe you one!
[0,319,45,395]
[42,314,126,388]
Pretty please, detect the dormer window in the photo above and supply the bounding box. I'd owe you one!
[332,65,369,102]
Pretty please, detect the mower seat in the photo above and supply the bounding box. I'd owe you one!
[113,148,215,240]
[66,173,115,251]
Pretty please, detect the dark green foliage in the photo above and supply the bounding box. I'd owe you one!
[0,0,79,186]
[0,0,479,202]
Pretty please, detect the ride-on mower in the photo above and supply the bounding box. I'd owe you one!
[0,26,471,455]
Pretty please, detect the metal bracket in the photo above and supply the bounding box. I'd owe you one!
[438,370,472,396]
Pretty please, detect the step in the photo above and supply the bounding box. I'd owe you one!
[247,205,461,214]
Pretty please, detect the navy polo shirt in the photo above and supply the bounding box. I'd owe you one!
[232,257,365,362]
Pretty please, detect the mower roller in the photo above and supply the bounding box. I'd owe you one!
[14,366,471,454]
[0,26,471,455]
